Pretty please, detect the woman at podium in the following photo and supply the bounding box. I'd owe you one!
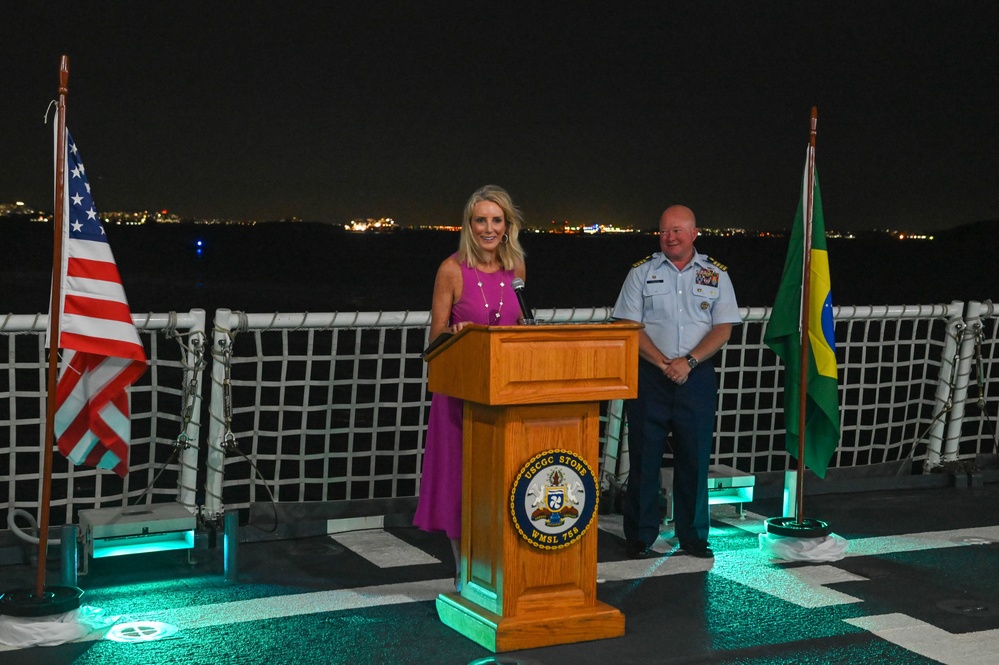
[414,185,528,589]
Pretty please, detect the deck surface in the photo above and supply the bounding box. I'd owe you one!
[2,483,998,664]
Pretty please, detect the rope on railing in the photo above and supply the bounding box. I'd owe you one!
[203,309,290,526]
[168,313,208,511]
[915,316,964,472]
[128,311,208,509]
[204,309,239,521]
[963,301,999,457]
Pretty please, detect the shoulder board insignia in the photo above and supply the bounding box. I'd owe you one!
[632,255,653,268]
[708,257,728,271]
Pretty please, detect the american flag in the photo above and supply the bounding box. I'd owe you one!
[52,128,147,478]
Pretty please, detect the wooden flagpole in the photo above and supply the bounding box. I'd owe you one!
[794,107,818,525]
[0,54,82,617]
[36,55,71,597]
[764,107,830,542]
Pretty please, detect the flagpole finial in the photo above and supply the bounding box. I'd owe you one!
[810,107,818,142]
[59,55,69,94]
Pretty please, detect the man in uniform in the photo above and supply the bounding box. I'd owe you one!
[612,205,741,559]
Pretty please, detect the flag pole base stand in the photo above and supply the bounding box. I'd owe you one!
[0,585,84,617]
[764,516,830,538]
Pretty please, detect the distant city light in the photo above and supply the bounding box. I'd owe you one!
[346,217,397,232]
[0,200,948,239]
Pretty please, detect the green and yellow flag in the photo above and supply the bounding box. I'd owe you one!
[763,155,840,478]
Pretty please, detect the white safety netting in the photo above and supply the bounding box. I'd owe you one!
[0,311,206,532]
[3,302,998,532]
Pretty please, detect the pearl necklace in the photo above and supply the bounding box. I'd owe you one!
[473,267,505,321]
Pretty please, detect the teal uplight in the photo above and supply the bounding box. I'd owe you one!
[92,530,196,559]
[79,503,198,574]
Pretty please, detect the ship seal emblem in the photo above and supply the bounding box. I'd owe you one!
[509,449,598,550]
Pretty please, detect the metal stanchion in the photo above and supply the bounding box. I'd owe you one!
[60,524,78,589]
[224,511,239,583]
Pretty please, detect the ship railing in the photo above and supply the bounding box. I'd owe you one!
[2,301,998,541]
[0,310,206,533]
[201,307,614,523]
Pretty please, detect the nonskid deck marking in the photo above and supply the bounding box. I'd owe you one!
[846,613,999,665]
[175,523,999,626]
[599,513,999,607]
[330,529,441,568]
[592,512,867,605]
[7,522,995,653]
[63,579,450,644]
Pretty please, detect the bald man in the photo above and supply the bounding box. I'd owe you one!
[613,205,742,559]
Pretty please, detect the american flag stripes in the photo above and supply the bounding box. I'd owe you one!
[52,128,146,477]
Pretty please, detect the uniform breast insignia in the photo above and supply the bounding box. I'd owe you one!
[693,266,721,299]
[695,268,719,287]
[631,255,653,269]
[510,449,598,550]
[707,257,728,271]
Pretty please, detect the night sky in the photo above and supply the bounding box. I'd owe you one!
[2,2,997,232]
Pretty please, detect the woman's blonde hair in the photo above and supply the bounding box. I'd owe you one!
[456,184,526,270]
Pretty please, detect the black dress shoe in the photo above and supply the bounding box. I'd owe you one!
[679,541,714,559]
[626,540,655,559]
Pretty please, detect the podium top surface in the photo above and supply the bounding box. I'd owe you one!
[426,322,640,405]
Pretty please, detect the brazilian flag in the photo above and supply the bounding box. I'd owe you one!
[764,155,840,478]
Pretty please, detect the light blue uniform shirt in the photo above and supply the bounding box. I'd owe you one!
[612,249,741,358]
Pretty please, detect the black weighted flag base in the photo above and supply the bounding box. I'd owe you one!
[0,585,84,618]
[764,516,831,539]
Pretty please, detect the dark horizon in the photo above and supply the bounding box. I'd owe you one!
[3,218,997,317]
[1,200,991,237]
[7,207,994,236]
[2,4,997,234]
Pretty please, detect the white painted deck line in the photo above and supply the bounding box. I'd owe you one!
[115,579,449,640]
[711,556,868,608]
[122,523,997,626]
[8,520,991,662]
[847,612,999,665]
[842,526,999,558]
[330,529,441,568]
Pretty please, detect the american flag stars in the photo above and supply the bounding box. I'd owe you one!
[67,139,104,239]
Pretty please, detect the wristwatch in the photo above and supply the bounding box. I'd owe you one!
[685,354,699,369]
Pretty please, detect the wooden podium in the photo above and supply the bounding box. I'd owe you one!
[425,323,640,652]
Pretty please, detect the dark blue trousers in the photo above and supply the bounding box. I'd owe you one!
[624,359,717,547]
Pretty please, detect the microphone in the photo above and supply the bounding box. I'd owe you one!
[511,278,535,324]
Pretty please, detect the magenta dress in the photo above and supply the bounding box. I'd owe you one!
[414,259,521,539]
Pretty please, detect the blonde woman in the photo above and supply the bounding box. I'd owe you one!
[414,185,528,589]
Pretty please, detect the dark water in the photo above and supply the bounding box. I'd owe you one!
[3,220,997,315]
